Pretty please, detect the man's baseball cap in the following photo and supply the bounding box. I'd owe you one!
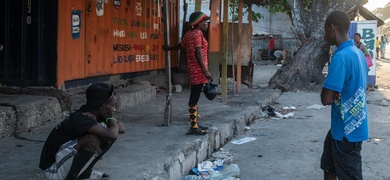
[84,83,115,110]
[189,12,210,26]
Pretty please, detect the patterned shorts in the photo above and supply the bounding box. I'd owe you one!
[43,140,78,180]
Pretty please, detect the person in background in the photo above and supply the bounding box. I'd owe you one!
[163,12,212,135]
[376,36,381,59]
[353,33,370,57]
[268,35,276,64]
[273,49,285,65]
[321,10,368,180]
[39,83,125,180]
[380,35,387,59]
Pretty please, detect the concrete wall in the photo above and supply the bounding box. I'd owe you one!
[0,95,62,139]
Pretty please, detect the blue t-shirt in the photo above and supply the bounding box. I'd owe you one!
[323,40,369,142]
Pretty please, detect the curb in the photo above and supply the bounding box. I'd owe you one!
[134,90,282,179]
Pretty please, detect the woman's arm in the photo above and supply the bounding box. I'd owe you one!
[195,47,212,79]
[163,43,183,51]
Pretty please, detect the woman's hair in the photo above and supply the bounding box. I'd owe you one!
[354,33,361,38]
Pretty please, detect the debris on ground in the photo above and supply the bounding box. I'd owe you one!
[306,104,327,109]
[260,105,296,119]
[231,137,257,145]
[211,148,234,164]
[182,148,240,180]
[379,100,389,106]
[261,105,275,117]
[369,137,383,142]
[274,111,294,119]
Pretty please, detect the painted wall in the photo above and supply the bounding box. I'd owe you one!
[56,0,178,89]
[227,23,252,66]
[251,6,295,38]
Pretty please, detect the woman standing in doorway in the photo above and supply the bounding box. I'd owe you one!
[163,12,212,135]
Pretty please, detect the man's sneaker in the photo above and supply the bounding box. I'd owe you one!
[186,127,207,135]
[78,170,109,180]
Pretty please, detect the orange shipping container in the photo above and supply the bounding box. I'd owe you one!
[56,0,178,89]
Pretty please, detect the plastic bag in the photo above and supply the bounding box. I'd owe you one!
[365,55,373,67]
[208,164,240,180]
[203,82,217,100]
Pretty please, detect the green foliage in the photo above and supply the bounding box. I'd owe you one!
[228,0,264,22]
[227,0,318,22]
[266,0,312,14]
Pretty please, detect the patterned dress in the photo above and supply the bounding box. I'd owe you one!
[181,29,209,85]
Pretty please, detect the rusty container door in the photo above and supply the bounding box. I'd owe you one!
[0,0,57,86]
[85,0,112,76]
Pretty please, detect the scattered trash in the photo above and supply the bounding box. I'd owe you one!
[182,175,203,180]
[183,149,240,180]
[231,137,257,145]
[173,84,182,93]
[197,161,214,172]
[208,164,240,180]
[183,164,240,180]
[261,105,276,116]
[62,111,70,117]
[211,148,234,164]
[283,106,296,110]
[259,105,297,119]
[244,126,251,130]
[307,104,327,109]
[258,110,268,118]
[274,111,294,119]
[379,100,388,106]
[369,137,383,142]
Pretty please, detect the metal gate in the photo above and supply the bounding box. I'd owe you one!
[0,0,57,87]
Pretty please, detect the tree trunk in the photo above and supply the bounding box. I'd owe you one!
[269,40,329,91]
[269,0,362,91]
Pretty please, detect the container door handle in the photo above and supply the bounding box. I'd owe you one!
[88,54,91,64]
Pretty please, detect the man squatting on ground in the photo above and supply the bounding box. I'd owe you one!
[39,83,125,180]
[321,10,369,180]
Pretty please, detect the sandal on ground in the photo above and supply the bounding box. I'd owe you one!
[186,128,207,135]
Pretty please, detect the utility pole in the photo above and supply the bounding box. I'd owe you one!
[163,0,172,126]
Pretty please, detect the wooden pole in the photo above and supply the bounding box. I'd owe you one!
[195,0,201,11]
[231,0,236,94]
[163,0,172,126]
[221,0,229,102]
[237,0,243,92]
[248,4,254,84]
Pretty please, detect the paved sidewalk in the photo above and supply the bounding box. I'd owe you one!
[0,64,282,180]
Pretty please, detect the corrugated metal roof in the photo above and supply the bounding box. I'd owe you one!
[348,5,385,27]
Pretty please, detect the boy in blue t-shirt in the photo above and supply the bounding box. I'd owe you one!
[320,10,369,180]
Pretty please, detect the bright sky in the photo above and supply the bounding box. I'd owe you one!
[363,0,390,10]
